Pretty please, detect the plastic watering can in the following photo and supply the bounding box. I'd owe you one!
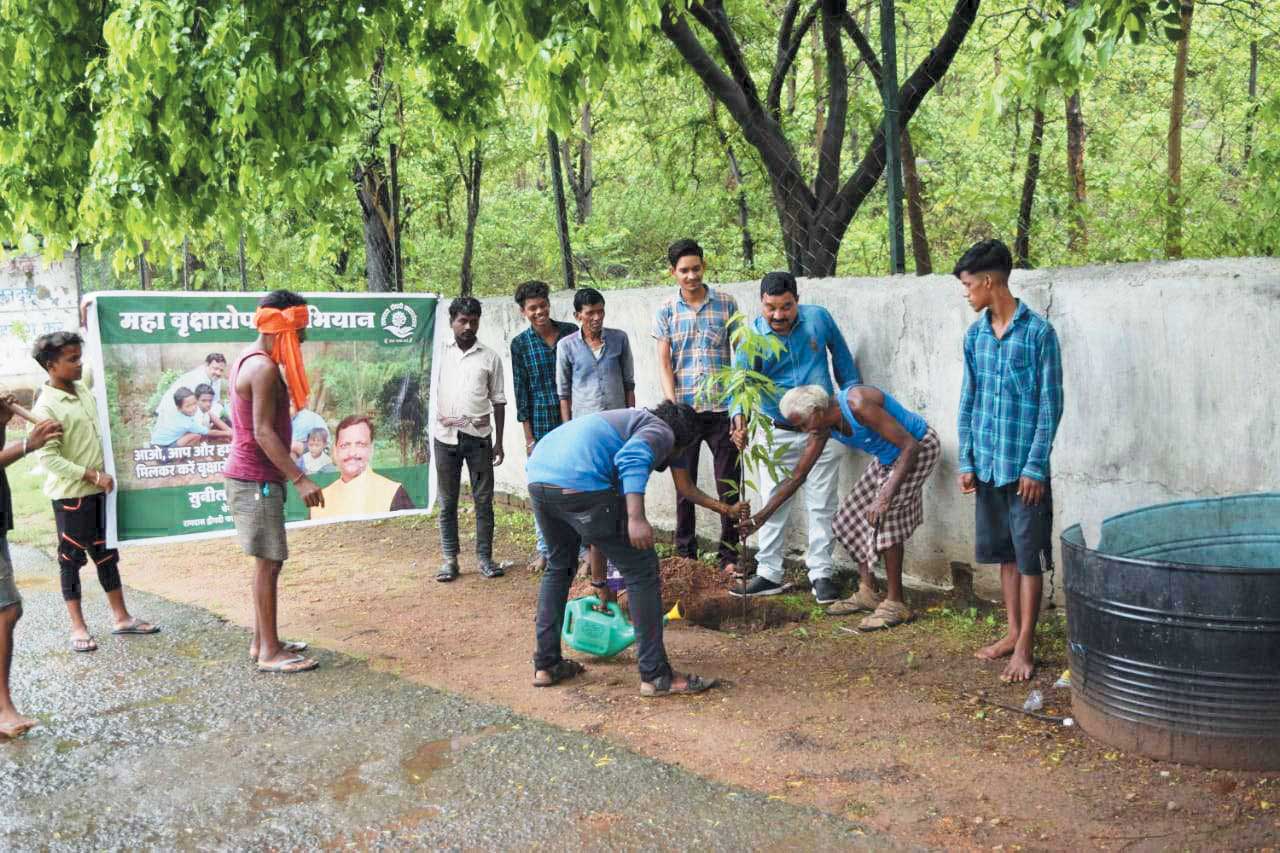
[561,597,682,659]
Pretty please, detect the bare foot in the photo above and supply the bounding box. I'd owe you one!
[1000,648,1036,683]
[0,710,38,739]
[249,640,308,661]
[975,633,1017,660]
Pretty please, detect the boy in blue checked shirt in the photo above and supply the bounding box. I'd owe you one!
[510,280,578,571]
[954,240,1063,683]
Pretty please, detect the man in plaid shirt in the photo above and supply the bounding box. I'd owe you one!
[511,280,578,571]
[653,239,742,575]
[955,239,1063,684]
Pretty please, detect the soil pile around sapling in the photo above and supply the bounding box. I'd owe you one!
[569,556,808,631]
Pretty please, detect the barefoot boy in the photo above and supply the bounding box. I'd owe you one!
[31,332,160,652]
[0,396,62,738]
[954,240,1063,682]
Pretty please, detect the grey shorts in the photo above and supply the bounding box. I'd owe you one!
[0,536,19,610]
[975,479,1054,576]
[225,477,288,563]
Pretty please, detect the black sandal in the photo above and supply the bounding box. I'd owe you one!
[640,671,719,697]
[532,659,585,687]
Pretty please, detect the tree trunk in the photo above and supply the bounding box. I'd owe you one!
[390,141,404,292]
[355,158,396,292]
[1244,35,1258,165]
[458,145,483,297]
[355,50,395,292]
[1165,0,1193,260]
[546,130,575,290]
[138,242,152,290]
[560,102,594,224]
[1064,91,1087,253]
[900,128,931,275]
[709,93,755,268]
[1064,0,1087,253]
[660,0,978,278]
[812,24,825,156]
[1015,105,1046,269]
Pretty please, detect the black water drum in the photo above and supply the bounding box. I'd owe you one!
[1062,494,1280,770]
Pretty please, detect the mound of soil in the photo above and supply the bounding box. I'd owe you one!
[568,556,807,631]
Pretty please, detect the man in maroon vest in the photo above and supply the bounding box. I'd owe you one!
[224,290,324,674]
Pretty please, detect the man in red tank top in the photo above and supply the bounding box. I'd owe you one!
[224,290,324,674]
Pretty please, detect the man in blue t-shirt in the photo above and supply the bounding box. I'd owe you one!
[526,402,746,697]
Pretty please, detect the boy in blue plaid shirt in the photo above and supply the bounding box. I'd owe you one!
[954,239,1063,684]
[510,280,578,571]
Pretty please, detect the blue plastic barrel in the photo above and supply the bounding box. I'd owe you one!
[1062,493,1280,770]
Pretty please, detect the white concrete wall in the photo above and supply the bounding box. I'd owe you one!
[0,253,80,394]
[470,258,1280,597]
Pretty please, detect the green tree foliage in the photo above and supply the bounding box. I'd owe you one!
[3,0,1276,292]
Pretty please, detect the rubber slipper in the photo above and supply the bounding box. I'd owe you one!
[532,659,585,687]
[827,587,882,616]
[640,671,719,698]
[256,654,319,674]
[111,618,160,635]
[71,636,98,653]
[249,641,309,661]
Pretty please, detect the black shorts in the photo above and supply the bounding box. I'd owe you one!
[974,479,1053,576]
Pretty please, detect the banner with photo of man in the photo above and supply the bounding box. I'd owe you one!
[86,292,438,546]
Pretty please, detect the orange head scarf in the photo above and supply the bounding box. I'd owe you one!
[254,304,311,411]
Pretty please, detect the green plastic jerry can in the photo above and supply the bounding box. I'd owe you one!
[561,596,636,659]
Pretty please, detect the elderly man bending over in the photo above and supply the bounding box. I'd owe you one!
[740,384,941,631]
[526,402,747,696]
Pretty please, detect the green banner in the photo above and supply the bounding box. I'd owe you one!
[88,292,438,546]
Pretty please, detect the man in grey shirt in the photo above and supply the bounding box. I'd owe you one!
[557,288,635,420]
[556,287,635,588]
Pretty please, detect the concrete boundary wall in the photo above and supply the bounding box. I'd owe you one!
[473,258,1280,597]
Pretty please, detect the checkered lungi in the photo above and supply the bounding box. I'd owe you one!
[832,427,941,568]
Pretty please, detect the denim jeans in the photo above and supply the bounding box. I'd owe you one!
[529,484,671,682]
[434,435,494,560]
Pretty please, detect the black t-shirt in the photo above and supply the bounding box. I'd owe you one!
[0,424,12,534]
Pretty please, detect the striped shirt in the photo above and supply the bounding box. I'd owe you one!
[957,300,1064,486]
[511,320,577,442]
[652,287,739,411]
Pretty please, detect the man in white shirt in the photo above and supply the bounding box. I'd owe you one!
[433,297,506,582]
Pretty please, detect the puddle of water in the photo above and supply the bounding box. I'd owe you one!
[99,688,194,717]
[54,739,82,755]
[400,725,511,785]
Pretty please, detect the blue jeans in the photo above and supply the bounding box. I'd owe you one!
[529,484,671,683]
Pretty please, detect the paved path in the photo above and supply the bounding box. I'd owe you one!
[2,545,892,850]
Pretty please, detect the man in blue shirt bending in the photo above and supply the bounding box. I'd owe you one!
[729,272,860,604]
[526,402,746,697]
[955,239,1063,684]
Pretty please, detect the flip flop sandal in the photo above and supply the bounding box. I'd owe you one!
[858,601,912,632]
[257,654,319,674]
[532,659,585,687]
[639,671,720,698]
[112,619,160,635]
[71,636,98,653]
[249,641,308,661]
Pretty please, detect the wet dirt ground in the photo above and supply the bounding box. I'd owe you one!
[3,544,884,851]
[12,507,1280,851]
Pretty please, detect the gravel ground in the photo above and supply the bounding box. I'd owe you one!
[1,544,895,851]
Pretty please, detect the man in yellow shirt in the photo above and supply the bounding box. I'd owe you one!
[30,331,159,653]
[310,415,414,519]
